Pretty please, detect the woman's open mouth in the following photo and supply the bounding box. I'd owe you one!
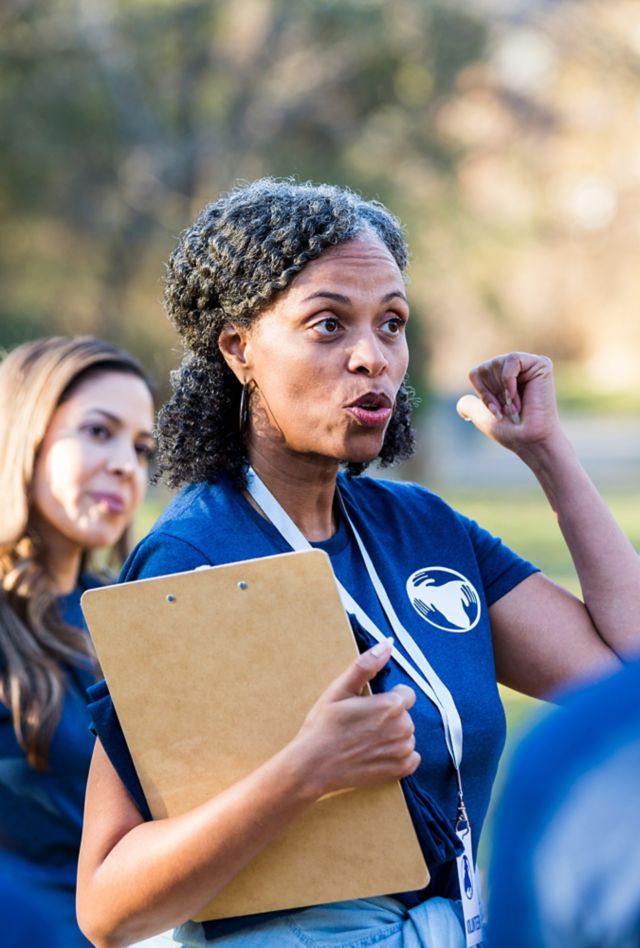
[345,392,393,428]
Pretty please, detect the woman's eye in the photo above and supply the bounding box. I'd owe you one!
[135,443,155,461]
[314,317,341,336]
[382,316,406,335]
[85,423,110,440]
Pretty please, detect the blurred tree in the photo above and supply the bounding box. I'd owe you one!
[422,0,640,395]
[1,0,638,406]
[0,0,489,396]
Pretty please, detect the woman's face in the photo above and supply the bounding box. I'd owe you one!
[230,233,410,468]
[31,370,154,554]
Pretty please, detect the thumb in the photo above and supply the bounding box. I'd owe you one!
[456,394,499,437]
[321,638,394,703]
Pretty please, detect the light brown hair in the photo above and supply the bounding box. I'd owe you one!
[0,336,153,769]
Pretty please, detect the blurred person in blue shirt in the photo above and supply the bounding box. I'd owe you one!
[489,659,640,948]
[0,336,155,947]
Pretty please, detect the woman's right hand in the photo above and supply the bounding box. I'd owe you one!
[288,639,420,798]
[77,639,418,945]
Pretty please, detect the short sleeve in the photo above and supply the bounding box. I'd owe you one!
[87,678,152,820]
[88,531,214,819]
[120,531,213,582]
[461,515,539,606]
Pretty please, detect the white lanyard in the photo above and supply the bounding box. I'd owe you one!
[246,468,484,945]
[246,469,465,791]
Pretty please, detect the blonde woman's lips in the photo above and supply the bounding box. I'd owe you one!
[89,492,126,515]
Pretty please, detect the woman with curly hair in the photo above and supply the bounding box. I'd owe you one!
[77,179,639,948]
[0,336,155,947]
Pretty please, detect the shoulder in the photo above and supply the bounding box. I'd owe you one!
[149,481,227,542]
[339,473,462,523]
[340,474,537,604]
[339,473,493,546]
[78,571,110,592]
[121,480,237,581]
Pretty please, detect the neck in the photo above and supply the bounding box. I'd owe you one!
[31,519,82,596]
[53,554,83,596]
[248,443,339,542]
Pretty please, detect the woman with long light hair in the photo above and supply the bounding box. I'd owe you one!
[0,336,155,947]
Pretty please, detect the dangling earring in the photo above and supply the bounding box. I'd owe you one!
[239,381,251,435]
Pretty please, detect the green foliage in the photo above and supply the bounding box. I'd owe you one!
[432,482,640,868]
[436,486,640,591]
[0,0,494,371]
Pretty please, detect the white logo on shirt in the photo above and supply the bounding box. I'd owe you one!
[406,567,481,632]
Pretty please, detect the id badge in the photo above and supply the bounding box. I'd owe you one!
[456,825,483,947]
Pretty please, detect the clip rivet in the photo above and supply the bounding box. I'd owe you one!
[166,594,176,603]
[238,581,248,590]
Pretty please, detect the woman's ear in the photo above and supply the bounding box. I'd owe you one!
[218,324,251,382]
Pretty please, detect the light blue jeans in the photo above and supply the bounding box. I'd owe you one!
[173,896,467,947]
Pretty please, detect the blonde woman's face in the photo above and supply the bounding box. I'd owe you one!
[31,371,154,554]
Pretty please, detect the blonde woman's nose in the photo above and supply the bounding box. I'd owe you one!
[106,440,137,476]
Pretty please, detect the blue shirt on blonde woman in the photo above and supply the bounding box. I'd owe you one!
[87,473,537,939]
[0,576,101,948]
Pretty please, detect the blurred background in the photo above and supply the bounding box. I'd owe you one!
[2,0,639,869]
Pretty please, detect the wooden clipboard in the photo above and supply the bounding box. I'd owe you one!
[81,549,428,921]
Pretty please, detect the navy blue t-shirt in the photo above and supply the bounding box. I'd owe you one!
[88,474,538,936]
[0,575,101,948]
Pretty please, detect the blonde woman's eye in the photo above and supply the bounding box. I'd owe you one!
[135,442,155,461]
[85,423,110,440]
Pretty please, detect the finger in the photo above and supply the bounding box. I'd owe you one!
[389,683,417,711]
[498,354,523,420]
[337,694,415,729]
[467,368,503,419]
[489,360,506,403]
[384,732,418,760]
[360,744,421,777]
[361,749,422,782]
[321,638,394,702]
[481,359,518,419]
[471,354,526,421]
[399,750,421,777]
[456,394,499,436]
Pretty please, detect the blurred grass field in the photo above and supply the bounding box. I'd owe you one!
[133,481,639,868]
[431,483,640,866]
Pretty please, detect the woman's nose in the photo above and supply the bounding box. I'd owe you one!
[348,335,388,376]
[107,442,137,476]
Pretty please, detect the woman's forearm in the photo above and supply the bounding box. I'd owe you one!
[78,740,319,947]
[517,429,640,659]
[78,641,419,947]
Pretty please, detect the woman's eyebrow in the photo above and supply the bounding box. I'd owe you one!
[301,290,408,304]
[84,408,121,425]
[383,290,409,303]
[85,408,154,440]
[301,291,349,304]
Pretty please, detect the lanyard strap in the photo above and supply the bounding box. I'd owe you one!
[246,469,465,785]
